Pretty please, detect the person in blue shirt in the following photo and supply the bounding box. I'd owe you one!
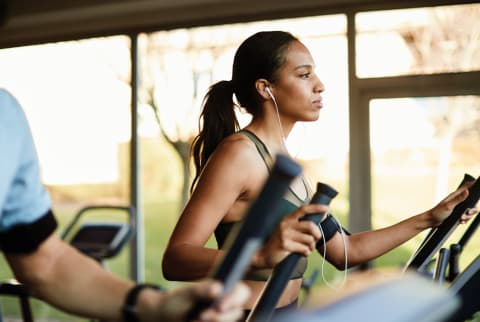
[0,88,249,322]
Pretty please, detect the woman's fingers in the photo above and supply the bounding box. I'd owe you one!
[429,185,471,225]
[293,204,330,218]
[296,221,322,240]
[279,237,315,257]
[443,187,469,209]
[278,218,321,255]
[459,207,478,224]
[262,204,329,264]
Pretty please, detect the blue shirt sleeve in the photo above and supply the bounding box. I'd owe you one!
[0,89,52,231]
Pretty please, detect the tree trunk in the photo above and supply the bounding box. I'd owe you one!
[172,140,192,210]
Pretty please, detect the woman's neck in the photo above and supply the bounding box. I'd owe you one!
[246,118,293,155]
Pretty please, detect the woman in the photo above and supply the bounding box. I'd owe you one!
[162,31,476,320]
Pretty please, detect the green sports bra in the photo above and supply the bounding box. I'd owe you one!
[214,129,311,281]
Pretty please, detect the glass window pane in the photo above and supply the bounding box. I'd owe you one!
[0,35,132,322]
[0,36,131,206]
[369,96,480,269]
[356,4,480,77]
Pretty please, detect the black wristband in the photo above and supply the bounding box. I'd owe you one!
[316,214,340,246]
[122,283,162,322]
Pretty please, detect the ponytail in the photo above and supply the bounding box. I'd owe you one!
[191,80,239,191]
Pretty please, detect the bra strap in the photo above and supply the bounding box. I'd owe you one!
[238,129,273,171]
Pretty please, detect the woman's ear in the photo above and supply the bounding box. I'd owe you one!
[255,79,272,100]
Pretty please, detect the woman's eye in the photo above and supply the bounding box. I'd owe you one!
[300,73,310,78]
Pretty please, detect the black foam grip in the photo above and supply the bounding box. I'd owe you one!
[405,175,480,272]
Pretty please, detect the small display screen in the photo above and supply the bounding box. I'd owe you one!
[71,226,119,244]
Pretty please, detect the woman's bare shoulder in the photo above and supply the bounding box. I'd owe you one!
[211,132,259,164]
[193,132,265,197]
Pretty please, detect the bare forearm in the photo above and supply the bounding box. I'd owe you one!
[349,212,432,265]
[7,236,132,321]
[34,259,131,320]
[325,212,432,268]
[162,244,224,281]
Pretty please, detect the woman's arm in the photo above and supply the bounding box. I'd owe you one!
[322,184,476,269]
[162,137,257,280]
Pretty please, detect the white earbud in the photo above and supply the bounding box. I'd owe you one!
[265,87,274,100]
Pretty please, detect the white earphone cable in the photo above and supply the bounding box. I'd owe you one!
[268,90,288,150]
[317,214,348,290]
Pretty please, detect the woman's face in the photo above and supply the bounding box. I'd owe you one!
[270,40,325,123]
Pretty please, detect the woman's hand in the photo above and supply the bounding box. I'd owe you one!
[459,207,478,224]
[427,181,477,227]
[252,204,328,268]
